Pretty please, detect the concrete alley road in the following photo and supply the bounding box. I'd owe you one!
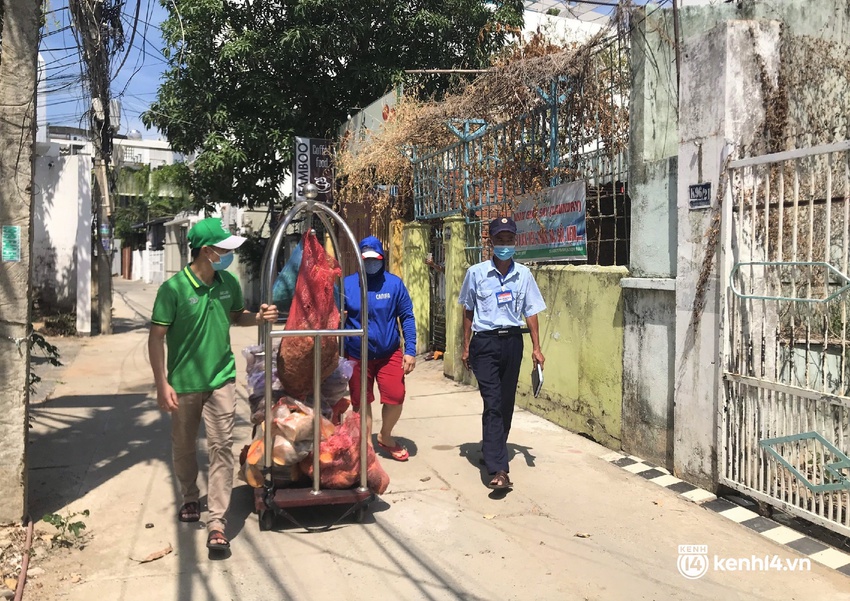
[24,278,850,601]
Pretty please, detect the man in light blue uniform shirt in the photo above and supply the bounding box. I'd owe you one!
[459,216,546,490]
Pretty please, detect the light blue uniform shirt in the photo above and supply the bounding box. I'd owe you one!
[458,260,547,332]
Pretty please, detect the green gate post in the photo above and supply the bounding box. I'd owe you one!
[444,215,474,383]
[402,221,431,356]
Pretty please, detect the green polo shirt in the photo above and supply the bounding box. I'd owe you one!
[151,265,245,393]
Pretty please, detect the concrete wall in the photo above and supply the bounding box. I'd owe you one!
[622,283,676,466]
[673,19,781,488]
[32,153,92,334]
[670,0,850,150]
[337,88,401,157]
[621,6,685,467]
[113,138,179,169]
[671,0,850,485]
[517,265,627,449]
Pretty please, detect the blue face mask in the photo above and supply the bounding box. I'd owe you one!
[211,250,234,271]
[364,258,383,275]
[493,245,516,260]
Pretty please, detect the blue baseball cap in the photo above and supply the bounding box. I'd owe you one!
[489,217,517,237]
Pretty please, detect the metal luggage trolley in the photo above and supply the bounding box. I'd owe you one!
[254,183,372,531]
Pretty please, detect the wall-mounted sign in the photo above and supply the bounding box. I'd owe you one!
[293,136,334,204]
[689,182,712,210]
[513,180,587,262]
[2,225,21,262]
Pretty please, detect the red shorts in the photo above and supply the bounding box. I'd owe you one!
[348,348,406,411]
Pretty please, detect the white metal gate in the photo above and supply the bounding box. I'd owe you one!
[149,250,165,285]
[721,140,850,536]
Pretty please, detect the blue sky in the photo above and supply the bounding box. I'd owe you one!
[40,0,170,139]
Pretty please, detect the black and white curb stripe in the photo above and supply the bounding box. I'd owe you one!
[601,451,850,577]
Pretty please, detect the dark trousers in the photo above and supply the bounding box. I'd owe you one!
[469,331,523,474]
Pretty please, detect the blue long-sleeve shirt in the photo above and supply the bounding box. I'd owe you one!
[343,263,416,360]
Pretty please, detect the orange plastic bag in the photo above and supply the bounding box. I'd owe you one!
[300,413,390,494]
[277,231,342,400]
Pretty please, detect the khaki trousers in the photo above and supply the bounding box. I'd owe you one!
[171,381,235,532]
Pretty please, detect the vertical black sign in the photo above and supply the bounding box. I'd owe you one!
[294,136,334,204]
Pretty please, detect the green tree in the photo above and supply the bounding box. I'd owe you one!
[142,0,524,210]
[112,163,194,243]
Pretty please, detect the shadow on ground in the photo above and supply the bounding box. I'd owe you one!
[371,434,418,460]
[28,392,167,518]
[457,440,537,497]
[112,316,149,334]
[228,483,392,536]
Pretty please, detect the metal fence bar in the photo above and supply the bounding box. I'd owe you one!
[825,154,833,396]
[728,140,850,169]
[749,166,757,379]
[805,157,814,391]
[792,159,800,394]
[843,154,850,393]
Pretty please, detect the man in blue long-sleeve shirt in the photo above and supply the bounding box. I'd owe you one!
[344,236,417,461]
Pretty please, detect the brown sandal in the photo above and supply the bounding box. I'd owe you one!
[207,530,230,550]
[487,471,512,490]
[178,502,200,523]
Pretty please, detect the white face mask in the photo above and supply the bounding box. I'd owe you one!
[364,258,382,275]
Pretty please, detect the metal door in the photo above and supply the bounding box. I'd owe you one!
[721,140,850,536]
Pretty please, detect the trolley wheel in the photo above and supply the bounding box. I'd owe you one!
[258,510,275,531]
[354,505,367,523]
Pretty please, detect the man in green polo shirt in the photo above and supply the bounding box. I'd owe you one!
[148,217,278,552]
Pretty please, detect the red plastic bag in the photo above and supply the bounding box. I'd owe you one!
[277,231,342,399]
[300,413,390,494]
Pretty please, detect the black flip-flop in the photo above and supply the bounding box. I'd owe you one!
[178,502,200,523]
[207,530,230,551]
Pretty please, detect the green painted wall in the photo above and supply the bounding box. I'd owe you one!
[402,221,431,356]
[403,216,626,450]
[517,265,627,449]
[444,215,473,382]
[388,220,404,277]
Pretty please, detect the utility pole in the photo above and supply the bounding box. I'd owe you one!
[0,0,41,523]
[672,0,682,97]
[70,0,117,335]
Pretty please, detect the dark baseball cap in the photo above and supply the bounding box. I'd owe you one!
[489,216,517,236]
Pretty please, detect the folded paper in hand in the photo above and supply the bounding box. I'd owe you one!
[532,364,543,398]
